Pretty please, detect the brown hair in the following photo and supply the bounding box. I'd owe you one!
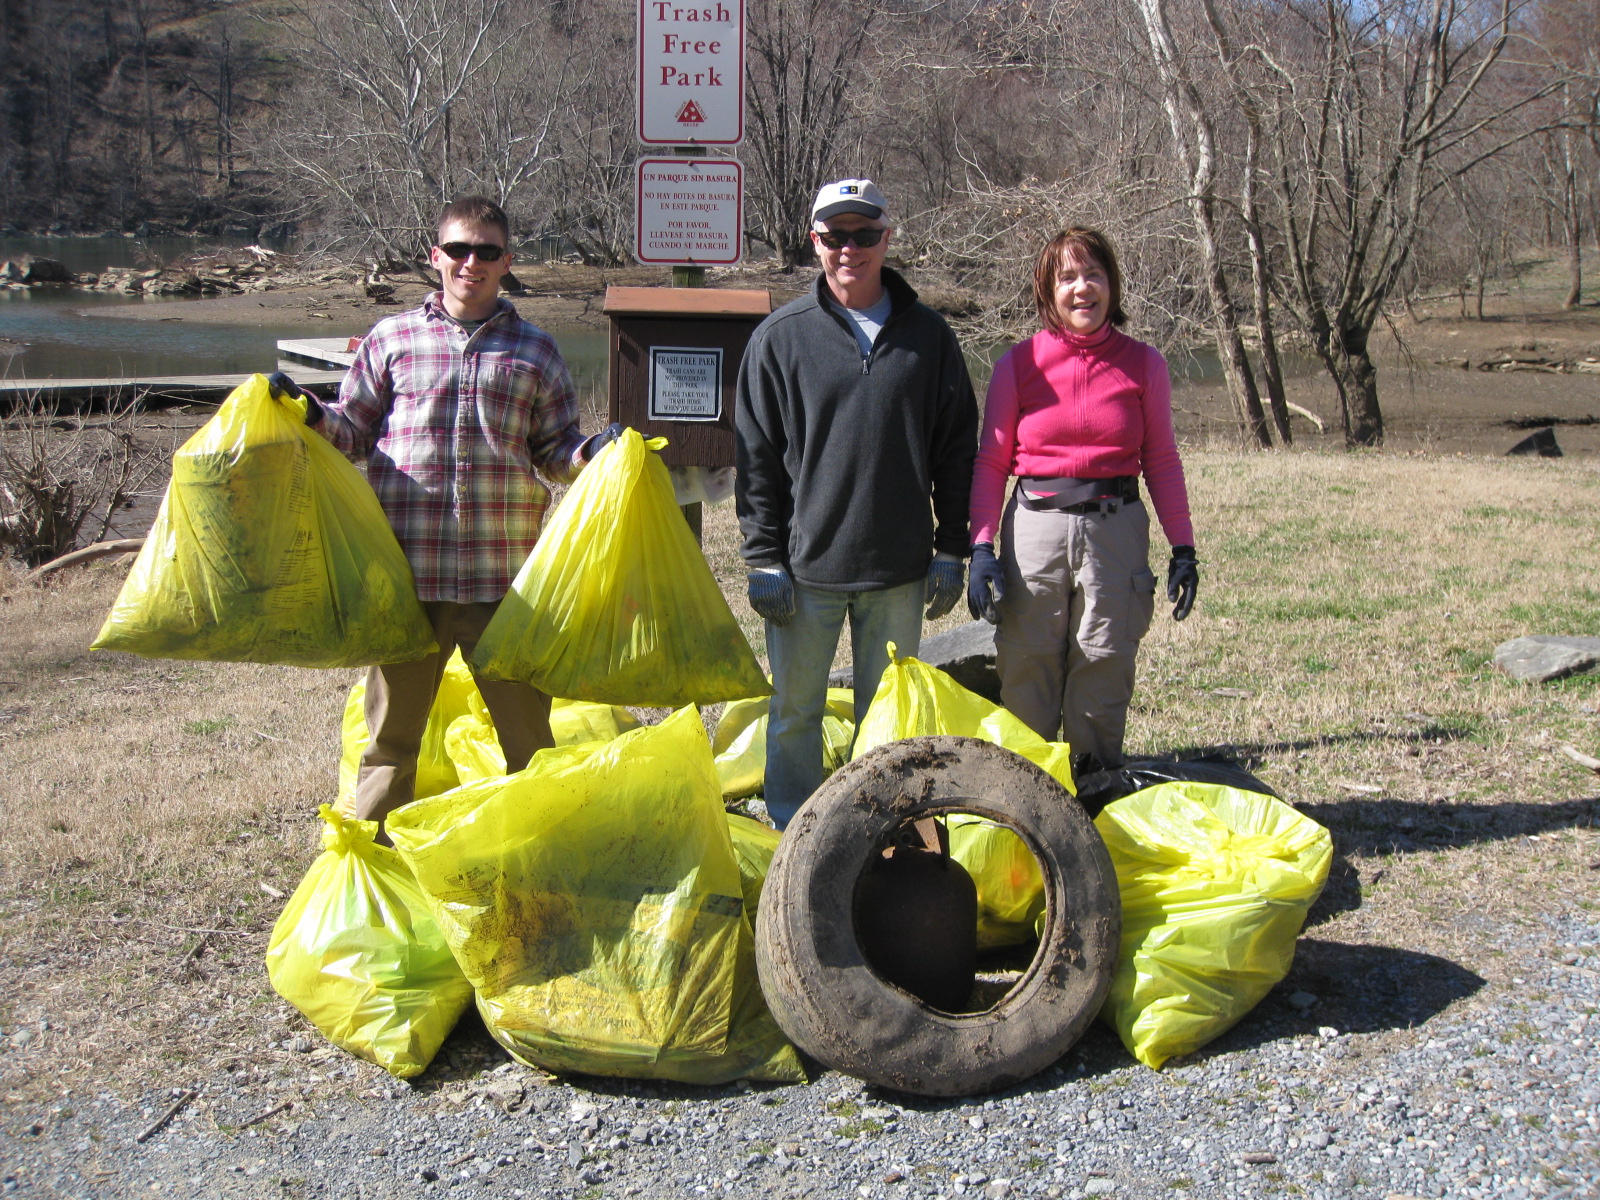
[1032,228,1127,334]
[436,196,510,246]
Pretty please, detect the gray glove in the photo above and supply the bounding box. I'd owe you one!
[924,554,964,620]
[747,568,795,626]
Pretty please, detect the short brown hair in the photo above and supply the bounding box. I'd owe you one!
[1032,228,1127,334]
[436,196,509,246]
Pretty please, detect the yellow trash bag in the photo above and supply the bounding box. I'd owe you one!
[712,689,855,800]
[265,806,474,1078]
[93,374,435,667]
[945,814,1047,951]
[1094,781,1333,1069]
[726,812,781,920]
[852,646,1075,790]
[387,706,802,1084]
[443,684,641,785]
[852,647,1074,949]
[335,650,479,816]
[472,430,769,706]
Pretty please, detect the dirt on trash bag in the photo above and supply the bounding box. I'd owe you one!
[93,374,435,668]
[1094,779,1333,1069]
[712,689,854,801]
[265,806,474,1078]
[471,431,769,707]
[386,706,802,1084]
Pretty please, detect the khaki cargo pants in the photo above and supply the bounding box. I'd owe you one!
[354,600,553,831]
[994,492,1157,769]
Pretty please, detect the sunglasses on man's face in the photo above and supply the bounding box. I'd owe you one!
[437,241,507,262]
[814,227,886,250]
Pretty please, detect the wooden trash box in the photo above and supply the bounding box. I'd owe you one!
[603,287,771,469]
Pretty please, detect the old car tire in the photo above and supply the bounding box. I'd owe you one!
[755,736,1120,1097]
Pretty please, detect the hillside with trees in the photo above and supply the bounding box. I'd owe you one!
[1,0,1595,444]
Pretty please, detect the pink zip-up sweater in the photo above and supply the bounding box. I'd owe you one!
[970,322,1194,548]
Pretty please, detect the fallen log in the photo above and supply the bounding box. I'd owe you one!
[26,537,145,583]
[1559,744,1600,774]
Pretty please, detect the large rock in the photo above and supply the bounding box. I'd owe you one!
[828,619,1000,703]
[20,257,71,284]
[1493,635,1600,682]
[1506,427,1561,457]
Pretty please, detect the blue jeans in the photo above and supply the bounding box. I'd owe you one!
[764,579,924,829]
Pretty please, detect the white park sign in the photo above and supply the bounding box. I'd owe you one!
[637,0,745,145]
[634,158,743,265]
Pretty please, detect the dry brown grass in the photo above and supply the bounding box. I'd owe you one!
[1,447,1597,1106]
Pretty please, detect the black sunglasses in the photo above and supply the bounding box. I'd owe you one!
[437,241,507,262]
[814,227,886,250]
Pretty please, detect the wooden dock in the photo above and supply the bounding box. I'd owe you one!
[0,368,346,410]
[277,337,359,369]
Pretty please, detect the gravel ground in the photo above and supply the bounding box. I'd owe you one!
[4,909,1595,1200]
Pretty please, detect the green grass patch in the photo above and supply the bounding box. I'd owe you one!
[182,715,236,736]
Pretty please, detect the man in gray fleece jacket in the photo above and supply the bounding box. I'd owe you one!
[735,178,978,829]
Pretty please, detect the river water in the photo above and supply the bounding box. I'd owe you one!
[0,236,609,394]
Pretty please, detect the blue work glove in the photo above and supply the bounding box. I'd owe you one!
[966,542,1006,624]
[267,371,320,422]
[580,421,626,463]
[747,568,795,626]
[1167,545,1199,621]
[924,553,964,620]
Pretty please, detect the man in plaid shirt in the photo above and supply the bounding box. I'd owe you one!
[288,196,619,837]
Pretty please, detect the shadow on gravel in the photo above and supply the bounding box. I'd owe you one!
[414,1009,799,1105]
[1175,939,1487,1065]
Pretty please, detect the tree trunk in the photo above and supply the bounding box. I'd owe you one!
[1242,137,1289,444]
[1334,327,1383,447]
[1197,212,1271,448]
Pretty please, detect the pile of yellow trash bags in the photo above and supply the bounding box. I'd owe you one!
[269,642,1331,1083]
[108,378,1331,1081]
[268,709,802,1084]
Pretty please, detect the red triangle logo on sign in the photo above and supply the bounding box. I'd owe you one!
[676,100,706,125]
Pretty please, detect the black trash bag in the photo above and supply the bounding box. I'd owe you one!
[1074,756,1278,818]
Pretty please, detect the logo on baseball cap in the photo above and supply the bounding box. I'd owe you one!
[811,179,890,224]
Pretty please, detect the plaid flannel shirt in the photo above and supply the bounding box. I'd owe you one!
[312,293,585,603]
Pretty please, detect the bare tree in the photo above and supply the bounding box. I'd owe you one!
[1137,0,1275,447]
[1259,0,1560,446]
[262,0,566,259]
[0,393,171,567]
[744,0,880,270]
[538,1,635,266]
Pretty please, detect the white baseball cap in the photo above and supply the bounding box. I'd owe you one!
[811,179,890,224]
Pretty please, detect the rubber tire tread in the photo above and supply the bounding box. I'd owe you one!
[755,735,1120,1097]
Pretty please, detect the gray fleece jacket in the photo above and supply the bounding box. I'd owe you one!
[735,268,978,590]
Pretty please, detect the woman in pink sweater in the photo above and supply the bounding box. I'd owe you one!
[966,228,1199,777]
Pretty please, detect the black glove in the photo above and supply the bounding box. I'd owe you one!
[580,422,626,463]
[747,569,796,626]
[267,371,320,422]
[966,543,1006,624]
[1167,545,1199,621]
[924,555,964,620]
